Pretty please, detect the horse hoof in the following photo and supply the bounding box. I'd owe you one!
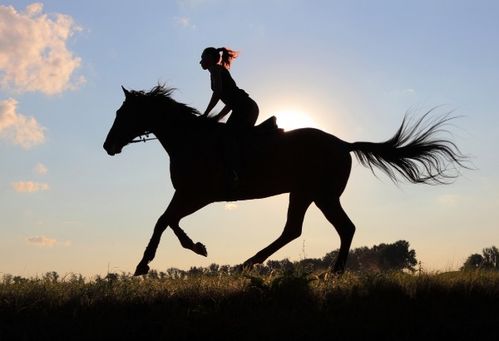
[193,242,208,257]
[134,263,150,276]
[242,259,255,270]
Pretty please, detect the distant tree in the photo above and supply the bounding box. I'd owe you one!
[219,265,231,275]
[166,267,185,279]
[208,263,219,274]
[187,266,205,276]
[67,273,85,284]
[151,240,417,276]
[461,253,484,270]
[482,246,499,269]
[267,259,294,272]
[146,269,159,279]
[461,246,499,271]
[13,276,29,284]
[105,272,119,283]
[322,250,339,268]
[349,246,374,271]
[297,257,323,271]
[43,271,59,283]
[323,240,417,272]
[375,240,418,272]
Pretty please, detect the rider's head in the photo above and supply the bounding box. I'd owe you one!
[200,47,239,70]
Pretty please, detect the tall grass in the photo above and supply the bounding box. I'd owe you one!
[1,270,498,340]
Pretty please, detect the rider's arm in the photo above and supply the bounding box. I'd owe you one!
[213,104,232,121]
[202,92,220,116]
[202,67,223,117]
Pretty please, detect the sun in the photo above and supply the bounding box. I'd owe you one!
[274,110,318,131]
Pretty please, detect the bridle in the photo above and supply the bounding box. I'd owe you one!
[130,132,158,144]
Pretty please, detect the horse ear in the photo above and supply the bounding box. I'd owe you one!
[121,85,130,97]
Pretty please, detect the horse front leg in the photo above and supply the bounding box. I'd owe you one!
[134,191,209,276]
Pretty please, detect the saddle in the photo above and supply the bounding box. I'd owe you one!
[251,116,284,135]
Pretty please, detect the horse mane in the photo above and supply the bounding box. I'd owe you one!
[129,84,202,119]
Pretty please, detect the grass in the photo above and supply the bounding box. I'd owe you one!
[1,270,499,340]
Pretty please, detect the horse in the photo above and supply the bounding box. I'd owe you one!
[103,84,467,276]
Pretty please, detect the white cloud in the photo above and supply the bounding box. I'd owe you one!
[26,235,71,247]
[224,202,238,211]
[0,3,84,95]
[12,181,49,193]
[27,235,57,247]
[173,16,196,29]
[34,162,48,175]
[0,98,45,149]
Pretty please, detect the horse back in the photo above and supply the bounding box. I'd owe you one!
[237,127,352,196]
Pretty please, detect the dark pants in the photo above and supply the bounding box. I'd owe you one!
[226,96,259,132]
[224,97,259,188]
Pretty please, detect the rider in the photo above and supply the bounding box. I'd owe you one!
[199,47,259,188]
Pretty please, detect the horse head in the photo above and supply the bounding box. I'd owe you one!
[103,86,154,155]
[104,84,205,156]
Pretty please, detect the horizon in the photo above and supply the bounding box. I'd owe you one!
[1,1,498,278]
[2,238,465,279]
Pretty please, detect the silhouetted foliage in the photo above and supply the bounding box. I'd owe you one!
[158,240,417,276]
[2,268,499,340]
[267,259,294,272]
[322,240,418,273]
[461,246,499,271]
[42,271,59,283]
[296,257,324,272]
[483,246,499,269]
[208,263,220,275]
[374,240,418,272]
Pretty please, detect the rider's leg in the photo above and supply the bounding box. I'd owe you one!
[224,98,259,189]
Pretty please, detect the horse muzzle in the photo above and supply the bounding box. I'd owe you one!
[103,141,122,156]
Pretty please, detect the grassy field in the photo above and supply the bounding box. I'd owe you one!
[1,270,498,340]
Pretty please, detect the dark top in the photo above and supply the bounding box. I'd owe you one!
[211,65,249,107]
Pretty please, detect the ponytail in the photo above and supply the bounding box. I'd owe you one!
[217,47,239,69]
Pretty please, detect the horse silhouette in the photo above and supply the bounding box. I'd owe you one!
[103,85,467,276]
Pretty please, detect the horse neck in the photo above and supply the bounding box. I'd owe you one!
[148,103,204,157]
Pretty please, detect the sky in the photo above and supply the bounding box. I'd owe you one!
[1,0,498,277]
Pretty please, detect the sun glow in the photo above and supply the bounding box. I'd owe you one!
[274,110,318,131]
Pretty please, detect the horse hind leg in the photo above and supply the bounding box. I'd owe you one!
[243,192,312,268]
[315,197,355,274]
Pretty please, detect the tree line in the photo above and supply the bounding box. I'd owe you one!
[153,241,499,279]
[5,241,496,283]
[152,240,419,279]
[461,246,499,271]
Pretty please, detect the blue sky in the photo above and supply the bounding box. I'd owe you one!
[1,0,498,276]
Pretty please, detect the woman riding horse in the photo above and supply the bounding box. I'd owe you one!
[199,47,259,187]
[103,84,468,277]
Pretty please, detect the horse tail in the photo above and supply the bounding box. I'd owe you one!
[348,110,469,184]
